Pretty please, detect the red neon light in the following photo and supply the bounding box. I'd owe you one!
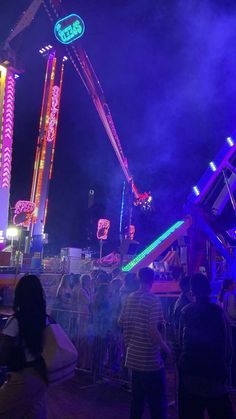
[31,56,56,223]
[49,63,64,180]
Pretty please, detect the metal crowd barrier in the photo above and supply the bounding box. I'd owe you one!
[47,307,79,342]
[47,303,236,409]
[47,305,178,395]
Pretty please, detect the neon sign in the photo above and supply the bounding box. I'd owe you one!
[97,219,110,240]
[1,74,15,189]
[47,85,60,142]
[54,14,85,45]
[13,201,36,227]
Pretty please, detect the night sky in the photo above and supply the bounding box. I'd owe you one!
[1,0,236,254]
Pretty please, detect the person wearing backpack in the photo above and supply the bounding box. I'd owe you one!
[178,273,234,419]
[0,274,48,419]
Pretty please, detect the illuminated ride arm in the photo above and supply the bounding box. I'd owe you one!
[1,0,151,250]
[42,0,150,205]
[3,0,149,206]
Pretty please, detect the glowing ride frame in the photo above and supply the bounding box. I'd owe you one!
[47,85,60,143]
[122,221,185,272]
[0,65,16,249]
[29,50,64,253]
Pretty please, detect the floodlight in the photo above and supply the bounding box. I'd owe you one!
[6,227,18,239]
[193,186,200,196]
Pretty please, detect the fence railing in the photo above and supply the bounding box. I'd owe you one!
[47,306,129,384]
[47,304,236,399]
[47,306,176,386]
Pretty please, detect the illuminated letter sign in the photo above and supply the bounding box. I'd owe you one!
[54,14,85,45]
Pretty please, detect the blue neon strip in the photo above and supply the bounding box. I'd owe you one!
[122,220,184,272]
[119,181,126,234]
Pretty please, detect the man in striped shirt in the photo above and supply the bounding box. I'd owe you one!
[119,267,170,419]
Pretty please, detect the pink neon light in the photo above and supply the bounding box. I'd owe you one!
[13,200,36,227]
[47,85,60,142]
[1,74,15,189]
[97,219,110,240]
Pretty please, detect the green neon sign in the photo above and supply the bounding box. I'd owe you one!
[54,14,85,45]
[122,220,184,272]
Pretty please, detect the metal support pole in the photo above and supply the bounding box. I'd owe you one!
[222,169,236,213]
[99,239,103,270]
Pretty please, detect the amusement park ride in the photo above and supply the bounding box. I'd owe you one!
[0,0,150,254]
[122,137,236,280]
[0,0,236,281]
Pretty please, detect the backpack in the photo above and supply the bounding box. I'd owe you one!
[42,316,78,385]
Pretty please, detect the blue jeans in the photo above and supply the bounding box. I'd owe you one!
[130,368,167,419]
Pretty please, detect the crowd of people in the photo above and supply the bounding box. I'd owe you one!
[51,269,140,381]
[0,269,235,418]
[51,268,236,419]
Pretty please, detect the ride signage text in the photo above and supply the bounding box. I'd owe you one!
[54,14,85,45]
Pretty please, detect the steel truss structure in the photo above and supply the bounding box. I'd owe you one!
[123,138,236,278]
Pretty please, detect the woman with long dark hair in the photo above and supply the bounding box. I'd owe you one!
[0,274,48,418]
